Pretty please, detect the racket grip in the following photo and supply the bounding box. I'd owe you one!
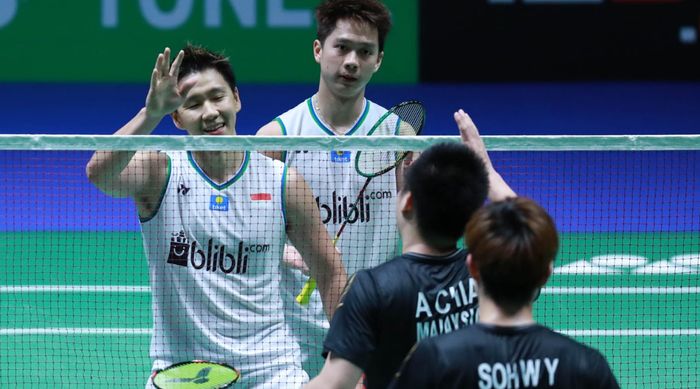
[296,278,317,305]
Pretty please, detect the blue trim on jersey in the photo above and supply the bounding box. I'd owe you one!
[281,164,288,226]
[346,100,370,136]
[275,117,287,136]
[307,97,370,136]
[275,117,288,163]
[139,153,171,223]
[187,151,250,191]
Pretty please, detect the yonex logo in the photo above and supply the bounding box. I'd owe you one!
[555,254,700,275]
[166,231,270,274]
[177,183,190,195]
[164,367,211,384]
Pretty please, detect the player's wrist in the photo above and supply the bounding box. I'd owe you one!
[142,106,168,123]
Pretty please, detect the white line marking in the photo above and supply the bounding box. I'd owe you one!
[2,328,698,336]
[0,285,150,293]
[0,328,151,335]
[542,287,700,294]
[560,329,700,337]
[2,286,698,294]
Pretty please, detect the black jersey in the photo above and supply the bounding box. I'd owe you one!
[389,323,620,389]
[322,249,478,389]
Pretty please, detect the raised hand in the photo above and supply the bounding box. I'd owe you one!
[454,109,516,200]
[454,109,493,169]
[144,47,197,119]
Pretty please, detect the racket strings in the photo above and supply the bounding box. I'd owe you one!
[152,361,239,389]
[357,102,425,178]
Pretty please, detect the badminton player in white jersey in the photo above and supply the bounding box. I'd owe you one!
[256,0,399,377]
[86,45,347,388]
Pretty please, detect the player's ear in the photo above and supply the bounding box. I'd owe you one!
[171,111,185,131]
[399,190,413,214]
[467,253,481,282]
[313,39,323,64]
[233,87,242,113]
[373,51,384,73]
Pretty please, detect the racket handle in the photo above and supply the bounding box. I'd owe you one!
[296,278,317,305]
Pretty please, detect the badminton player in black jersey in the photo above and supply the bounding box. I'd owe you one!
[304,110,516,389]
[390,197,620,389]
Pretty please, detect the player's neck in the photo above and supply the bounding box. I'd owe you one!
[192,150,247,184]
[401,230,456,257]
[477,295,536,327]
[314,87,366,135]
[403,245,456,257]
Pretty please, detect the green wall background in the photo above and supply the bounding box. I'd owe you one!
[0,0,417,83]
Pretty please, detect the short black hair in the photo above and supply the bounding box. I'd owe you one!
[403,143,489,251]
[316,0,392,52]
[177,44,237,92]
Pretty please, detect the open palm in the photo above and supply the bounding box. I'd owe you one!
[145,47,196,119]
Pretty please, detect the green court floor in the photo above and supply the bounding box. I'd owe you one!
[1,232,699,388]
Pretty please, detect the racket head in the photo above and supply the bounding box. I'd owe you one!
[355,100,425,179]
[151,360,240,389]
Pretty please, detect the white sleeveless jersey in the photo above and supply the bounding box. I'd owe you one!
[276,97,401,376]
[140,151,306,386]
[278,97,401,273]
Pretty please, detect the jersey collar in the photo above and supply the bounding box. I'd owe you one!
[306,97,370,137]
[187,151,250,191]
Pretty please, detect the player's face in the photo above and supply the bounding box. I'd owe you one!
[315,19,384,99]
[173,68,241,136]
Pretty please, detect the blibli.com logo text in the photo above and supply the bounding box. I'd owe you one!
[166,231,270,274]
[315,190,392,225]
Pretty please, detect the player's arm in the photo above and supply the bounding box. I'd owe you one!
[387,341,440,389]
[285,167,347,319]
[454,109,516,201]
[259,119,306,275]
[255,121,285,161]
[305,271,379,389]
[304,353,363,389]
[86,47,196,198]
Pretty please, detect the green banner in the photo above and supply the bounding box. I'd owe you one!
[0,0,417,83]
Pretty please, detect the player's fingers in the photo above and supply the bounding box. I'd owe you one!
[454,109,472,142]
[149,68,158,90]
[162,47,171,74]
[455,109,481,142]
[178,74,198,97]
[283,245,310,274]
[455,110,493,167]
[461,109,480,135]
[152,52,162,75]
[170,50,185,78]
[154,53,165,79]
